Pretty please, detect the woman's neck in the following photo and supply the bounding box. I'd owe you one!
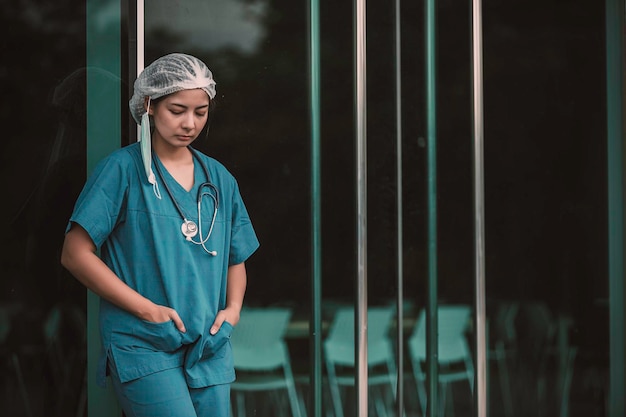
[152,142,196,191]
[152,141,193,166]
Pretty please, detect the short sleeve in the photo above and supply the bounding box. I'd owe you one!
[228,183,259,265]
[66,154,129,249]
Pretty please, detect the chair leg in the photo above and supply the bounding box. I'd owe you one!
[286,383,303,417]
[236,392,247,417]
[415,378,427,417]
[284,361,303,417]
[325,362,344,417]
[412,361,427,417]
[297,387,307,417]
[323,377,335,417]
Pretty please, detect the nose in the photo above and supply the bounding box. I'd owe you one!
[181,111,195,130]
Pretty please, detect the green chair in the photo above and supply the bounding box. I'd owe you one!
[323,306,398,417]
[408,305,474,417]
[230,307,304,417]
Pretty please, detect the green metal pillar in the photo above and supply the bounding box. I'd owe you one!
[87,0,123,415]
[308,0,322,416]
[425,0,439,415]
[606,0,625,415]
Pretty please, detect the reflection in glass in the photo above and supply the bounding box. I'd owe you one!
[1,2,87,416]
[231,307,304,417]
[408,305,474,416]
[324,306,398,417]
[0,0,615,416]
[139,1,610,417]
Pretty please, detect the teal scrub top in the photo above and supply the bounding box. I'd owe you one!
[67,143,259,388]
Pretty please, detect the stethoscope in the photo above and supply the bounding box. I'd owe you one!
[152,147,220,256]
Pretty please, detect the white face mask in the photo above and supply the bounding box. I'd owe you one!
[140,98,161,199]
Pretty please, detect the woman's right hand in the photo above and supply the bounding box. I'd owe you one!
[141,304,186,333]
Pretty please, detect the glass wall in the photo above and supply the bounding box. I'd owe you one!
[482,3,609,416]
[0,2,89,416]
[0,0,621,416]
[140,1,615,416]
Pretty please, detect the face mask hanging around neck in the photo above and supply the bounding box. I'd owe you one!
[140,98,161,199]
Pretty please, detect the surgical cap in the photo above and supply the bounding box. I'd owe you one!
[129,53,216,123]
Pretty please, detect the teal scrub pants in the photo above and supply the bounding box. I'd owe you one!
[108,354,231,417]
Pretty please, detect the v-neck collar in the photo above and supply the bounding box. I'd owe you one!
[153,153,200,195]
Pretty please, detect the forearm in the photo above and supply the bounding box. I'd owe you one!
[66,253,155,318]
[61,226,155,320]
[225,262,247,318]
[209,262,247,334]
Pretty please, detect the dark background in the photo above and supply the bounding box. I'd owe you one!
[0,0,610,415]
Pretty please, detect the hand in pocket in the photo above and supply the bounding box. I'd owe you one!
[141,304,186,333]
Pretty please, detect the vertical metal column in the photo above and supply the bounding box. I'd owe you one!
[424,0,439,415]
[354,0,368,415]
[606,0,626,415]
[471,0,487,416]
[394,0,405,415]
[137,0,144,75]
[308,0,323,416]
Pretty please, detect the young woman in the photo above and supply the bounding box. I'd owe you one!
[61,53,259,416]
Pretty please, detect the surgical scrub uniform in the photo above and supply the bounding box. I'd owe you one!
[66,143,259,408]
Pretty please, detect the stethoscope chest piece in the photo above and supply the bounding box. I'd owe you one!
[182,220,199,239]
[153,147,219,256]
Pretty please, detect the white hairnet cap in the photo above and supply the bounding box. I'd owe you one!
[129,53,216,124]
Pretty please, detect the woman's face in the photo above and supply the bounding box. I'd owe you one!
[149,89,210,150]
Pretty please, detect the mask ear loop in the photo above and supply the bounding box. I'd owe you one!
[140,97,161,199]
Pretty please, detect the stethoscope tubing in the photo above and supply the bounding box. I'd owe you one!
[152,146,220,255]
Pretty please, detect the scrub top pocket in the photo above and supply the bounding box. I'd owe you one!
[107,318,187,384]
[113,319,184,353]
[201,321,233,360]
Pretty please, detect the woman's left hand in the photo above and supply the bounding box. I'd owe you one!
[209,307,241,335]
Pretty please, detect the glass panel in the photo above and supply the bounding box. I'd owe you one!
[1,1,616,416]
[144,1,310,312]
[0,1,88,416]
[397,1,611,416]
[138,1,613,417]
[86,1,124,415]
[143,2,312,416]
[482,3,608,417]
[401,2,477,415]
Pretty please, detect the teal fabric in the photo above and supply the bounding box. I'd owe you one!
[67,143,259,388]
[108,352,231,417]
